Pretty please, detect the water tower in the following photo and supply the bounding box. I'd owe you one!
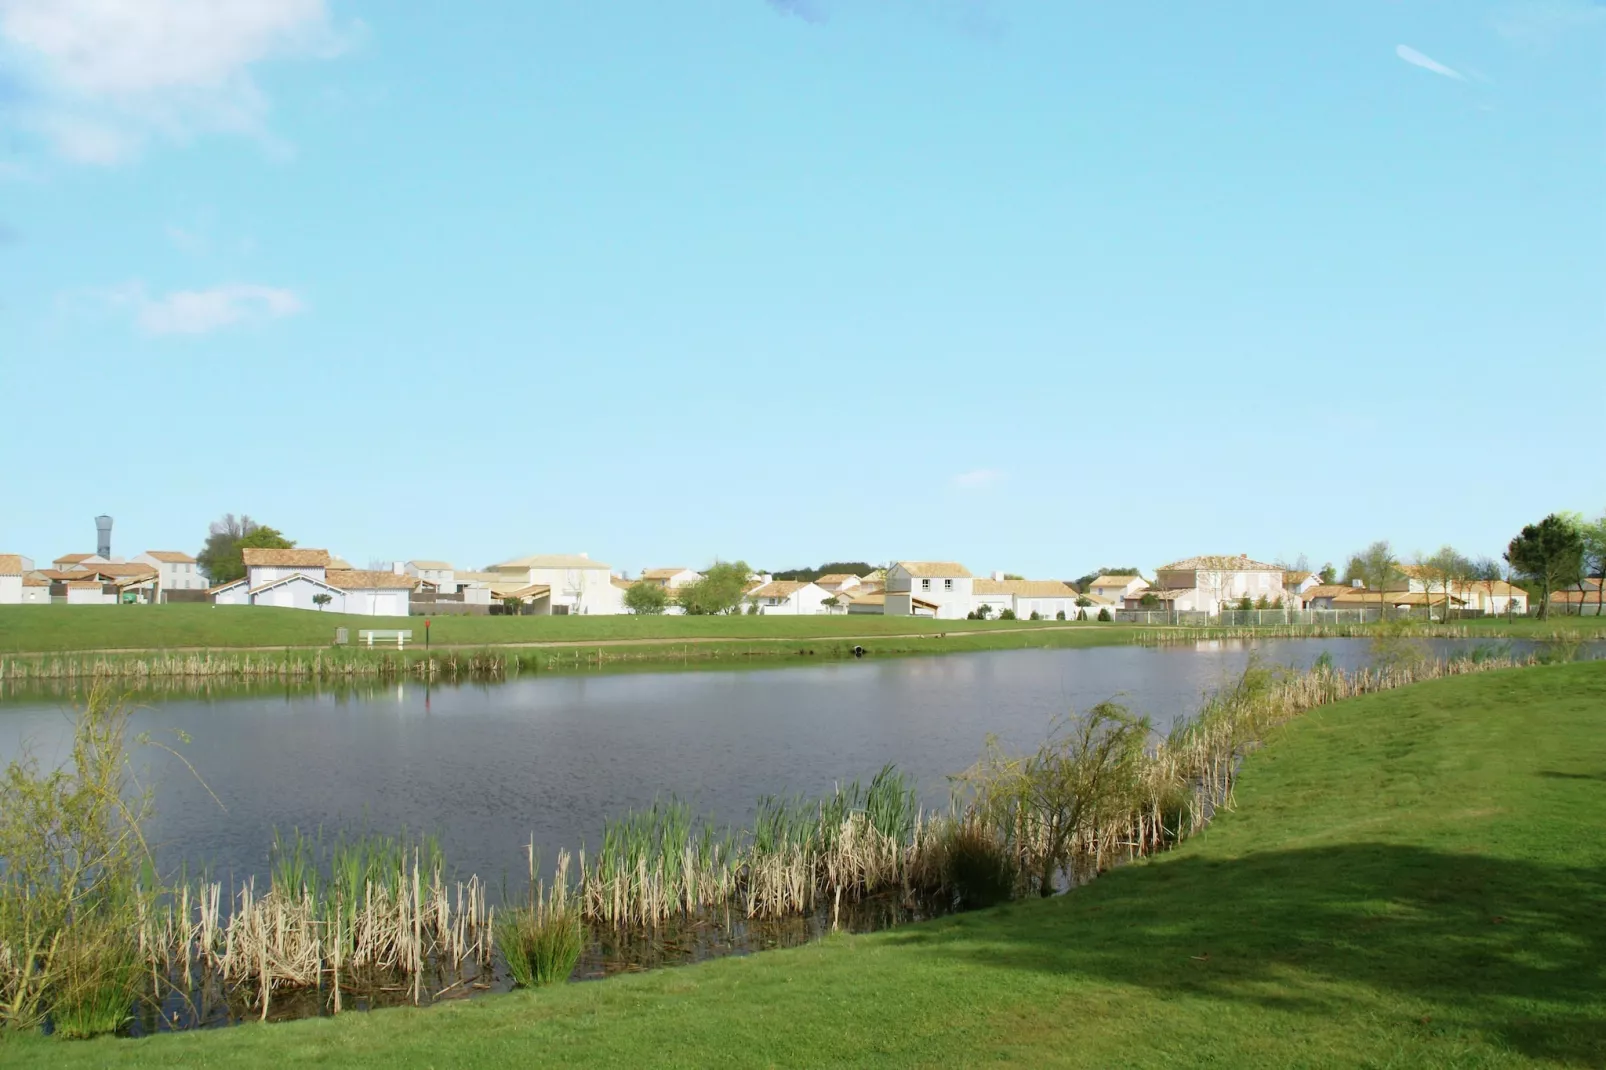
[95,515,113,559]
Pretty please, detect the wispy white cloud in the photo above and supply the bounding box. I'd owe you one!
[1396,44,1466,80]
[0,0,355,164]
[112,282,304,335]
[952,468,1003,490]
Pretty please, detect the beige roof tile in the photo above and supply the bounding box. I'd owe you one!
[242,548,330,568]
[496,554,610,571]
[895,561,973,578]
[408,560,453,570]
[1090,574,1143,588]
[1158,555,1281,573]
[323,569,418,590]
[144,550,196,564]
[972,579,1080,598]
[749,580,815,599]
[0,554,22,576]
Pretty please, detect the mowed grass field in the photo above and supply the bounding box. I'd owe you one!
[0,603,1127,654]
[18,662,1605,1068]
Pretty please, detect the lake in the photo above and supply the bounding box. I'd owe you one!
[0,636,1556,888]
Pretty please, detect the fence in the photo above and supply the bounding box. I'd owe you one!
[1114,609,1385,626]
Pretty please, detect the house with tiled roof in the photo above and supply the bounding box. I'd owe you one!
[134,551,205,598]
[885,562,974,619]
[744,580,830,616]
[1087,574,1148,603]
[639,567,702,590]
[972,576,1083,620]
[1152,554,1287,616]
[0,554,22,605]
[490,553,624,615]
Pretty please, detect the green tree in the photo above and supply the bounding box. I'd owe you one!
[1580,510,1606,617]
[1347,540,1402,616]
[1318,562,1337,585]
[677,560,753,615]
[1505,514,1585,620]
[196,516,292,585]
[821,595,842,614]
[1414,546,1472,620]
[312,593,333,611]
[623,581,669,615]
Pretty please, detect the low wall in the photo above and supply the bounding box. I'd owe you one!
[409,601,489,616]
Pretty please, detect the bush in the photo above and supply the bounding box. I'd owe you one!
[974,605,993,620]
[940,820,1016,910]
[999,608,1017,621]
[1076,609,1088,621]
[1029,610,1042,621]
[1097,608,1112,622]
[623,581,669,615]
[1056,610,1066,620]
[498,905,583,988]
[746,602,760,615]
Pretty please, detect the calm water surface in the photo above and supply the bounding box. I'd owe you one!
[0,638,1557,886]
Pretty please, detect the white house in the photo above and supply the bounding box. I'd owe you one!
[1282,571,1324,600]
[1298,584,1354,610]
[0,555,21,604]
[491,553,624,615]
[404,560,456,589]
[243,548,332,588]
[53,553,106,570]
[813,573,864,596]
[746,580,830,615]
[1152,555,1287,615]
[135,551,206,597]
[972,577,1083,619]
[64,579,114,605]
[325,570,415,616]
[885,562,973,619]
[21,576,50,604]
[640,567,702,589]
[1087,575,1148,603]
[214,548,336,612]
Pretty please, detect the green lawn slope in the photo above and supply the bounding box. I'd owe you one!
[20,661,1605,1068]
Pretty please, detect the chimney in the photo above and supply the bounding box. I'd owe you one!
[95,515,112,559]
[1352,578,1364,588]
[393,561,405,575]
[991,571,1005,582]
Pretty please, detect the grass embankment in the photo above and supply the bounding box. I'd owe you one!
[0,605,1144,681]
[22,661,1605,1068]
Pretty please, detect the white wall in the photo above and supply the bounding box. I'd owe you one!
[342,589,410,617]
[886,566,974,619]
[755,583,830,615]
[253,576,342,612]
[248,564,327,588]
[20,585,50,605]
[66,586,114,605]
[523,566,624,614]
[213,583,250,606]
[0,575,20,604]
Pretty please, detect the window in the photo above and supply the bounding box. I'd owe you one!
[921,579,931,590]
[944,579,953,590]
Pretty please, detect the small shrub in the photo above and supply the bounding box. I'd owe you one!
[1055,610,1066,621]
[498,906,583,988]
[940,821,1016,910]
[1097,608,1112,622]
[746,602,760,615]
[1077,609,1088,621]
[1000,609,1017,621]
[1029,610,1042,621]
[46,912,143,1039]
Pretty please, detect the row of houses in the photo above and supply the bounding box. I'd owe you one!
[0,549,208,605]
[0,544,1546,618]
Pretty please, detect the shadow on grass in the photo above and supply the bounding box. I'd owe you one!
[884,844,1606,1064]
[1538,770,1606,783]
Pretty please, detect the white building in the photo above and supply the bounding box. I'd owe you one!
[404,560,456,588]
[491,553,624,615]
[972,577,1083,620]
[1087,574,1148,603]
[64,579,114,605]
[214,548,415,614]
[640,567,702,589]
[746,580,830,615]
[813,573,864,596]
[0,555,21,604]
[1152,555,1287,615]
[885,562,974,619]
[135,551,206,597]
[20,576,50,604]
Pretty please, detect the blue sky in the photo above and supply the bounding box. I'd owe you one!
[1,1,1601,579]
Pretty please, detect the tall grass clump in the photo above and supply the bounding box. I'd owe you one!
[498,848,582,988]
[0,683,155,1038]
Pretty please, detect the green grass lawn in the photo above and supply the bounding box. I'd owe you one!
[0,603,1126,654]
[17,661,1605,1068]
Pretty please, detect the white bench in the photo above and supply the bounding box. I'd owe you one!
[358,629,414,649]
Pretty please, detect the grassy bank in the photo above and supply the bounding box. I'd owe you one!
[17,661,1604,1067]
[0,604,1120,654]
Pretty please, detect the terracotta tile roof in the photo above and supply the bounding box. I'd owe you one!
[895,561,973,578]
[322,569,418,590]
[1301,584,1354,599]
[846,592,886,606]
[327,557,354,570]
[1090,575,1143,589]
[1282,571,1313,584]
[64,580,106,590]
[1332,590,1465,606]
[641,567,692,581]
[54,553,94,565]
[78,563,158,579]
[815,573,860,585]
[972,579,1080,598]
[242,548,330,568]
[749,580,815,599]
[1159,555,1282,573]
[407,560,453,570]
[0,555,21,576]
[23,577,48,587]
[144,550,196,564]
[495,554,610,571]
